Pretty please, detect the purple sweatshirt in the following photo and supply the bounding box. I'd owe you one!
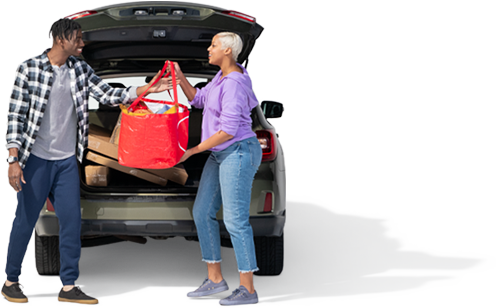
[190,64,259,152]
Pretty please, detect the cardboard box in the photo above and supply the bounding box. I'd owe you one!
[88,124,188,185]
[109,113,122,145]
[88,131,119,160]
[85,165,110,186]
[143,166,188,186]
[86,151,168,186]
[88,124,118,159]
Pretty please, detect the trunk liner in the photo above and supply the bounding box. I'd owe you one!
[80,148,209,194]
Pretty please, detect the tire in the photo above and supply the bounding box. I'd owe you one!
[35,232,60,275]
[254,234,284,276]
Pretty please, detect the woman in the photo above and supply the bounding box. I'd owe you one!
[174,32,262,305]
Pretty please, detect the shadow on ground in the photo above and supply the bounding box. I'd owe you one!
[76,202,478,302]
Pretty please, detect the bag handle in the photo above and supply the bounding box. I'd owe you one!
[128,60,178,113]
[177,116,189,153]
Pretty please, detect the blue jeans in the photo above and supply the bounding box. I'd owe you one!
[193,136,262,273]
[6,155,81,285]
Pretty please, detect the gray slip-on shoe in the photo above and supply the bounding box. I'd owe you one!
[187,278,229,297]
[219,286,258,306]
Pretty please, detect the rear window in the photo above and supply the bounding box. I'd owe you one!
[89,76,208,110]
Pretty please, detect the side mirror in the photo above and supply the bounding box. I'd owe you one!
[261,101,284,118]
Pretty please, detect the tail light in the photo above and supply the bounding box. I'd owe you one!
[257,129,277,162]
[65,10,98,20]
[46,198,55,212]
[222,10,256,23]
[257,191,274,214]
[263,192,273,213]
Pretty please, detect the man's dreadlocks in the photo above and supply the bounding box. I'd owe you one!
[49,18,81,42]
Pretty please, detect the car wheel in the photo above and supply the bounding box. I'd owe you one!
[254,234,284,276]
[35,232,60,275]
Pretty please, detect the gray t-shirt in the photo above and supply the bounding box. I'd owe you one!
[31,64,78,160]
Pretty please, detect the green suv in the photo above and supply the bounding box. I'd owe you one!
[34,2,285,276]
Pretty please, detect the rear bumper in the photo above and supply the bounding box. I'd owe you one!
[35,213,285,238]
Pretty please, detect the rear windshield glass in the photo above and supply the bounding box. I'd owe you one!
[89,76,207,110]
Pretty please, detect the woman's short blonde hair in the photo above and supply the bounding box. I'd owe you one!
[216,32,243,61]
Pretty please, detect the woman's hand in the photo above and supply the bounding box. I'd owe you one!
[179,148,197,163]
[167,62,184,79]
[179,131,233,163]
[167,62,197,101]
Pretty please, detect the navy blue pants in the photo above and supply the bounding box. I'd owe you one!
[6,155,81,286]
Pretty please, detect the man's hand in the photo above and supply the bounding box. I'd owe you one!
[8,162,25,192]
[135,70,181,97]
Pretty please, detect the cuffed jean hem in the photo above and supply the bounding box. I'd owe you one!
[62,281,76,286]
[202,259,222,264]
[239,268,259,274]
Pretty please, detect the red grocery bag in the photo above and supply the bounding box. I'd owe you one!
[118,61,189,169]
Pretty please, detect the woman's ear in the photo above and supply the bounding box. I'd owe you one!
[224,47,233,57]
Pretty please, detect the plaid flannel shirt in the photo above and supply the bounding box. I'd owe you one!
[6,49,135,168]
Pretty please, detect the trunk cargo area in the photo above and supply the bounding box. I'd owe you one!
[81,106,208,193]
[81,153,208,192]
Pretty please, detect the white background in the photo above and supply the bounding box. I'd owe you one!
[5,1,497,308]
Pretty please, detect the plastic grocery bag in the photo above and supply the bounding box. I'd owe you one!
[118,61,189,169]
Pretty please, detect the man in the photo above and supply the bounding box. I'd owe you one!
[2,18,173,304]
